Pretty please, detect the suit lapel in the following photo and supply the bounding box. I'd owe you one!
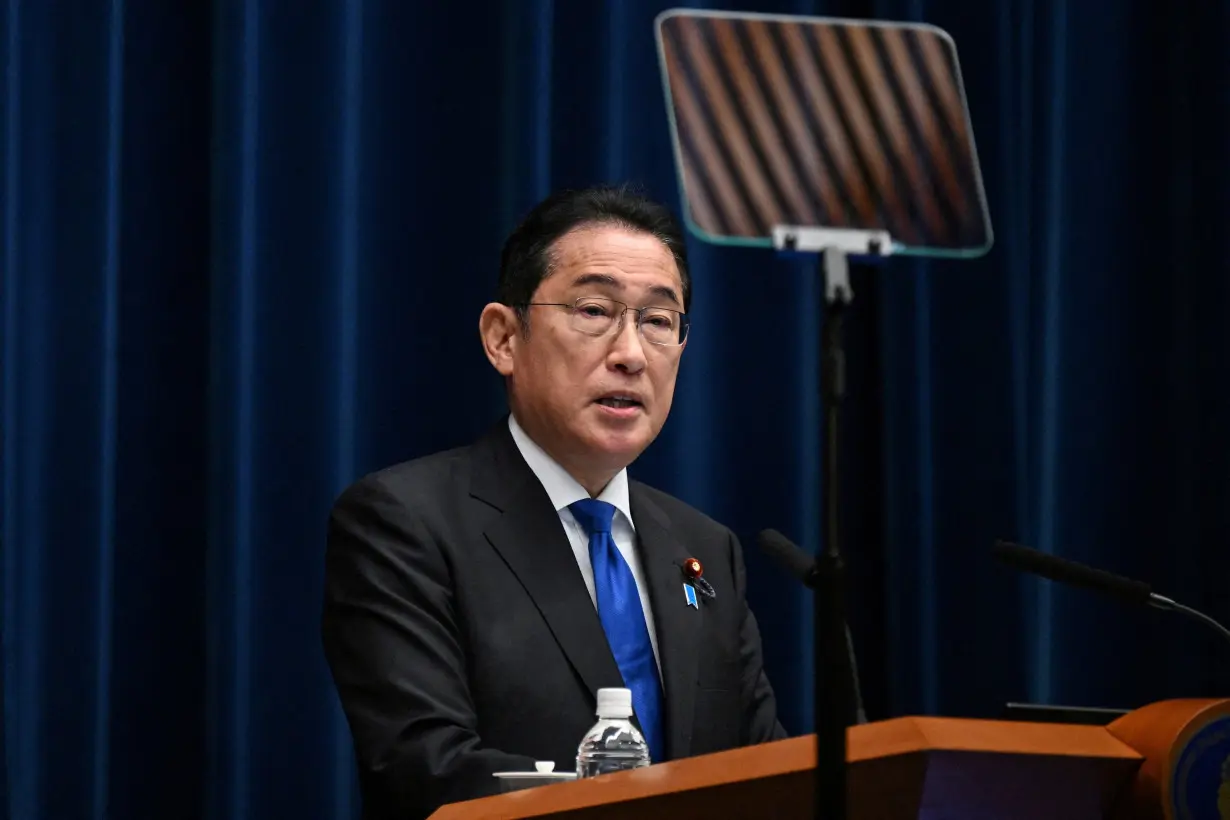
[631,484,700,761]
[471,422,624,705]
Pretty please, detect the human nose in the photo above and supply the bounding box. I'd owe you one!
[606,308,647,373]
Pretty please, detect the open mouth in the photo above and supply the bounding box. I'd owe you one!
[596,397,642,409]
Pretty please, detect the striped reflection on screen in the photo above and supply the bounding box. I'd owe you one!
[657,12,990,251]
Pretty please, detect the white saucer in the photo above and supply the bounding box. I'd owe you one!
[491,771,576,780]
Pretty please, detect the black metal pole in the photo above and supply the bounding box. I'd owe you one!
[814,252,852,820]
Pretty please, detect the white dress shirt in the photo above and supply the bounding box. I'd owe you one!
[507,414,662,677]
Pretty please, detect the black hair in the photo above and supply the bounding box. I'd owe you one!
[496,184,692,323]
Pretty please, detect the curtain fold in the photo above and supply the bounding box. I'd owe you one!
[874,0,1230,718]
[3,0,1227,817]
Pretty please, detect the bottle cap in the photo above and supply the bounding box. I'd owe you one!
[595,687,633,719]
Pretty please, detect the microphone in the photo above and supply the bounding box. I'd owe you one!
[991,540,1230,647]
[759,528,820,585]
[757,527,855,820]
[758,529,866,723]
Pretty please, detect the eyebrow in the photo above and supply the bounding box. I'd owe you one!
[571,272,681,308]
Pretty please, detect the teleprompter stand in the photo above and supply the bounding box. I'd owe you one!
[776,227,892,820]
[655,10,994,819]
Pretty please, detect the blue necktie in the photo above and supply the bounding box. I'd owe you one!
[569,499,665,763]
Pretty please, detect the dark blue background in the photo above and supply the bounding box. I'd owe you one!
[3,0,1228,817]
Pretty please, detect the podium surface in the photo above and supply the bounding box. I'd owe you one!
[427,698,1230,820]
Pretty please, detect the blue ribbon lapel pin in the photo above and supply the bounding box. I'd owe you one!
[680,557,715,608]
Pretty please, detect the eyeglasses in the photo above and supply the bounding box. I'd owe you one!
[522,297,690,346]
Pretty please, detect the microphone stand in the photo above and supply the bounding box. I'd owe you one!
[813,246,853,820]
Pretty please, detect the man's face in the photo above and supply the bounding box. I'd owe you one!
[483,225,687,491]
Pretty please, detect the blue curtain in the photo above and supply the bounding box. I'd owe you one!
[870,0,1230,720]
[2,0,1227,818]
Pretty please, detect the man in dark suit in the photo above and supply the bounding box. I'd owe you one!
[322,185,786,820]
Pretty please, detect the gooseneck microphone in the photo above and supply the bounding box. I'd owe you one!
[758,529,866,723]
[991,540,1230,647]
[757,527,855,820]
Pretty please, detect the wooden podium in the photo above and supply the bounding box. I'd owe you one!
[427,698,1230,819]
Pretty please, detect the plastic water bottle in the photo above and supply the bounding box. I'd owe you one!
[575,687,651,777]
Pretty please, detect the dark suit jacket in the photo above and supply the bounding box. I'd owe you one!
[321,419,786,820]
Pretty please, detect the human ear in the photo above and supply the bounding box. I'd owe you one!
[479,303,519,376]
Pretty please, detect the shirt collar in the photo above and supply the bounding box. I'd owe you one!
[508,414,634,530]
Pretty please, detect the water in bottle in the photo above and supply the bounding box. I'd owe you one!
[575,687,651,777]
